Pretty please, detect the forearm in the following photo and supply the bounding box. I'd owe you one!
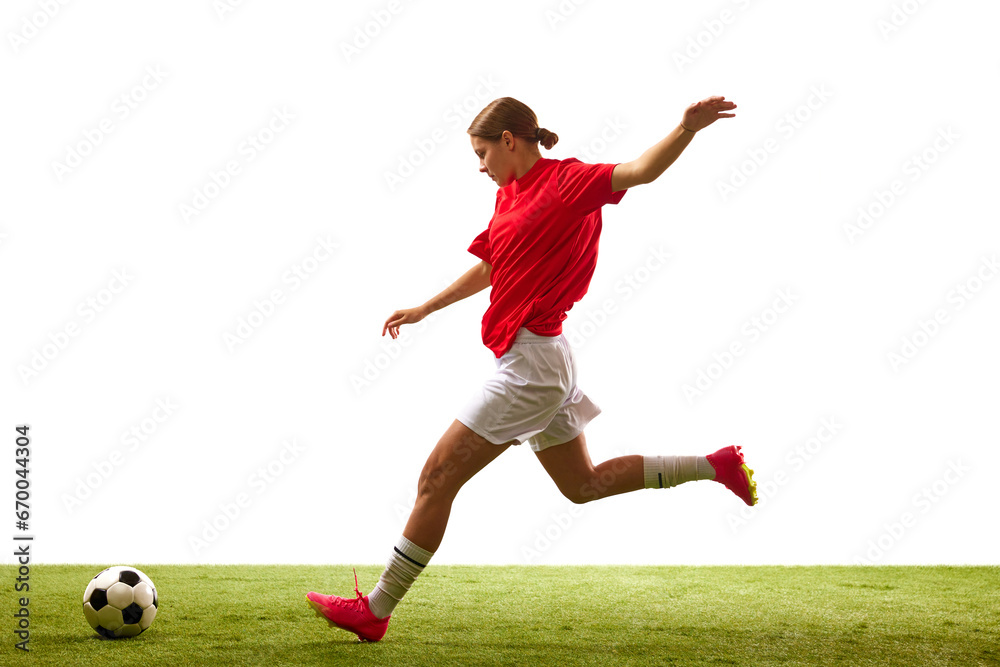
[634,124,696,184]
[421,261,491,314]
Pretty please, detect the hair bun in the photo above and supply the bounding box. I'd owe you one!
[536,127,559,150]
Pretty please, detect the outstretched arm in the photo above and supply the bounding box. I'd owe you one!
[611,96,736,192]
[383,260,491,339]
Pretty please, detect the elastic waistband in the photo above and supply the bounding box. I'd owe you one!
[513,327,561,345]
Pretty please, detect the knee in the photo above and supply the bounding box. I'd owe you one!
[416,457,462,501]
[558,477,599,505]
[561,489,593,505]
[557,465,621,504]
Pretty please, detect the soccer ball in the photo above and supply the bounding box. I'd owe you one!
[82,566,158,638]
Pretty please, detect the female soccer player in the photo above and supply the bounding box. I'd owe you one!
[308,95,757,642]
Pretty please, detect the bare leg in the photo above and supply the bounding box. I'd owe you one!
[403,419,514,551]
[534,431,644,503]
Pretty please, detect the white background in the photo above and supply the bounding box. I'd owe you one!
[2,0,998,566]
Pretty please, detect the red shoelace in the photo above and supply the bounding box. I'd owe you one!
[329,568,365,610]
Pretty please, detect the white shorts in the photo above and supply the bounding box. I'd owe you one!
[456,327,601,452]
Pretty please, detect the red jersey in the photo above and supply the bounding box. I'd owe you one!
[468,157,628,358]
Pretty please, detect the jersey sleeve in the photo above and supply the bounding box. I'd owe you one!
[468,227,491,263]
[556,159,628,216]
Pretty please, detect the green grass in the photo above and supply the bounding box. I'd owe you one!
[2,565,998,666]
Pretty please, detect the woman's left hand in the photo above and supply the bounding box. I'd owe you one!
[681,96,737,132]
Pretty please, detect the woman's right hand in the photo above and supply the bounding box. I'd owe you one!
[383,306,429,339]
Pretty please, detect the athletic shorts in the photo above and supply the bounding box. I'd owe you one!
[456,327,601,452]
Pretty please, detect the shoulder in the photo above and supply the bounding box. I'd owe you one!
[552,157,616,184]
[551,157,582,171]
[553,157,611,175]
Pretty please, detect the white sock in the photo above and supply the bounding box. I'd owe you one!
[643,455,715,489]
[367,536,434,619]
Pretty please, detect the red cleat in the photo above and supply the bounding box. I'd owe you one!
[306,569,390,642]
[706,445,758,506]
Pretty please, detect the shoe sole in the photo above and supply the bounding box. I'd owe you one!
[741,462,758,506]
[306,596,379,643]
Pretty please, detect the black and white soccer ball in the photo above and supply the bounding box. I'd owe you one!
[82,566,158,638]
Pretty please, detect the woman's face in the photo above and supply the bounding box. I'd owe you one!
[470,132,515,187]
